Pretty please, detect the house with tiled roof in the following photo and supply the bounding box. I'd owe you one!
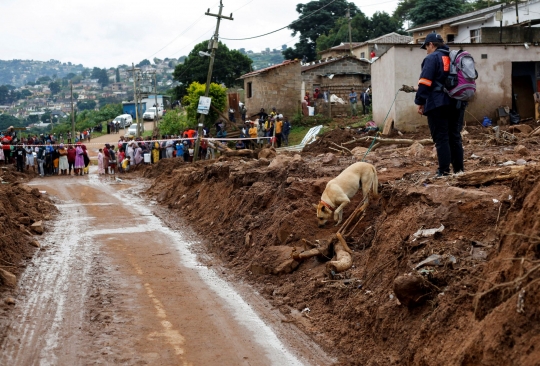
[318,33,413,61]
[238,56,372,118]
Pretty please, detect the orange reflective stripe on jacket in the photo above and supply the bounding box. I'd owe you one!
[442,56,450,72]
[418,78,432,87]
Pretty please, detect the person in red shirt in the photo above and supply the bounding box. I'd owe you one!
[67,144,76,175]
[370,49,376,59]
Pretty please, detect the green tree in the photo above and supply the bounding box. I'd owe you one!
[73,92,79,100]
[37,76,51,85]
[91,67,109,87]
[159,111,190,135]
[409,0,463,26]
[173,41,252,93]
[315,12,370,53]
[183,81,227,126]
[21,89,32,98]
[367,12,403,39]
[77,100,97,111]
[0,114,22,131]
[393,0,418,24]
[48,81,61,95]
[283,0,360,61]
[115,68,120,82]
[136,59,151,67]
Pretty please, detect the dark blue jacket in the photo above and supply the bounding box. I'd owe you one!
[414,45,452,115]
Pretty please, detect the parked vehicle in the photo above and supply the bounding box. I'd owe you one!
[142,107,163,121]
[113,114,133,128]
[124,123,144,138]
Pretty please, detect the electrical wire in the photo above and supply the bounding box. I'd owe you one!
[220,0,339,40]
[148,14,206,58]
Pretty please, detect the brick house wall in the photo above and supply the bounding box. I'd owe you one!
[412,24,459,44]
[301,57,371,116]
[241,62,302,119]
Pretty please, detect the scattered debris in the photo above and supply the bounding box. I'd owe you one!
[413,224,444,239]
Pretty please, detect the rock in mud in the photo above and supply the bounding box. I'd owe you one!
[393,274,431,307]
[514,145,529,156]
[321,153,337,165]
[268,155,293,170]
[0,268,17,288]
[258,148,276,160]
[4,297,16,305]
[18,216,31,225]
[30,220,43,234]
[249,246,301,275]
[29,240,40,248]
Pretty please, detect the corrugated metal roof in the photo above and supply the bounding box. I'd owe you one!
[318,33,413,54]
[301,55,370,72]
[238,59,300,79]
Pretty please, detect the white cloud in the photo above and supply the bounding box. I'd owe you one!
[0,0,398,68]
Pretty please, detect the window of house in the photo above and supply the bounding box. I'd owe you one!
[247,82,252,98]
[447,34,455,43]
[360,52,365,58]
[470,29,480,43]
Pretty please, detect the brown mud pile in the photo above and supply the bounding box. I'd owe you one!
[145,125,540,365]
[0,166,57,337]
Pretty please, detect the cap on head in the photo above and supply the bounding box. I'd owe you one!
[420,33,444,49]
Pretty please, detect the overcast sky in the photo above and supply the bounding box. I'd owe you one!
[1,0,399,69]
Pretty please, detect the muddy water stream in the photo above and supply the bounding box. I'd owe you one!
[0,172,332,365]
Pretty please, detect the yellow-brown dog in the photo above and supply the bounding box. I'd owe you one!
[313,162,378,227]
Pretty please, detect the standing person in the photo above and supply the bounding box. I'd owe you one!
[360,89,371,115]
[349,88,358,117]
[370,48,376,59]
[58,144,69,175]
[240,103,247,122]
[248,121,258,149]
[257,119,265,148]
[36,143,45,177]
[176,141,184,160]
[414,33,464,176]
[103,145,110,174]
[182,141,189,162]
[97,149,105,175]
[67,144,76,175]
[134,143,143,165]
[282,117,291,146]
[15,144,24,172]
[165,139,174,158]
[275,115,283,148]
[109,146,117,174]
[117,148,125,173]
[74,143,85,176]
[304,92,310,106]
[24,144,35,172]
[200,138,208,160]
[52,145,60,175]
[228,107,236,123]
[152,141,160,164]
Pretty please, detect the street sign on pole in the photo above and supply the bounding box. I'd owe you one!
[197,96,211,115]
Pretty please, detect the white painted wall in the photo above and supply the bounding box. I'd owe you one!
[455,0,540,43]
[372,44,540,132]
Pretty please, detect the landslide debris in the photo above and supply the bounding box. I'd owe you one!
[0,166,57,341]
[144,126,540,365]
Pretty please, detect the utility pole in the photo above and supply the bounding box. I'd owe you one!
[153,72,159,131]
[130,63,141,137]
[70,80,75,143]
[193,0,233,162]
[347,6,353,55]
[515,0,519,25]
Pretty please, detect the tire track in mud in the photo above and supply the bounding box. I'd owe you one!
[0,174,331,365]
[0,203,95,365]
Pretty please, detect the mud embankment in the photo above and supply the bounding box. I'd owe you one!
[145,154,540,365]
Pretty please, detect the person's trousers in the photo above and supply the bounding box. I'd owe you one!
[282,133,289,146]
[276,133,282,148]
[38,159,44,176]
[16,158,24,172]
[427,104,464,175]
[166,148,174,158]
[350,102,358,116]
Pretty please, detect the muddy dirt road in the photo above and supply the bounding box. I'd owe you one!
[0,172,332,365]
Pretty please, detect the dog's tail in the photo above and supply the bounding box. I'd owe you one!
[371,165,379,198]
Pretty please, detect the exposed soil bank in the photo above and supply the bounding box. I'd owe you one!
[144,126,540,365]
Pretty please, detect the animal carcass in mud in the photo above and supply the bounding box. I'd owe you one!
[292,233,353,275]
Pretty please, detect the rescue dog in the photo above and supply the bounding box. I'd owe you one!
[313,162,378,227]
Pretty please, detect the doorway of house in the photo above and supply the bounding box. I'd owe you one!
[512,62,538,118]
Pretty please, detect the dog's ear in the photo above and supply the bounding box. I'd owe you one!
[312,203,319,210]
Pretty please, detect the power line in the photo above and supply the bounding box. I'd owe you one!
[220,0,339,40]
[148,14,206,58]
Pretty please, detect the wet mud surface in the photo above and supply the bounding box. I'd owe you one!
[0,170,331,365]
